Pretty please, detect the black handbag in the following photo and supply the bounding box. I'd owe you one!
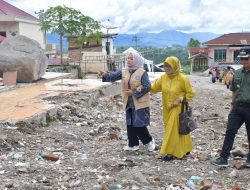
[179,96,197,135]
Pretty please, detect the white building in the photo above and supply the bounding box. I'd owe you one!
[0,0,45,48]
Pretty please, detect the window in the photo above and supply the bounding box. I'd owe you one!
[194,57,208,71]
[214,49,226,62]
[0,31,6,37]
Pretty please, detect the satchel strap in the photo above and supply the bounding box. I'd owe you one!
[181,96,188,114]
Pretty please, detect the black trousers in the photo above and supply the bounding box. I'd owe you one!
[220,103,250,159]
[127,125,152,147]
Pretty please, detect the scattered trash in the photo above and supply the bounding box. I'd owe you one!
[186,179,196,189]
[190,175,202,180]
[35,156,44,161]
[41,152,59,161]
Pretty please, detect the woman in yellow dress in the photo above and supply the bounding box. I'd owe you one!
[151,56,196,161]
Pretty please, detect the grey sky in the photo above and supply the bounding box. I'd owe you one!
[7,0,250,34]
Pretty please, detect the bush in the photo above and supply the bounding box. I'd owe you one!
[182,65,191,74]
[78,72,85,79]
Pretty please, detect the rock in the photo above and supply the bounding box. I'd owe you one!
[152,176,161,182]
[229,170,239,178]
[57,108,71,118]
[61,102,73,109]
[198,154,209,161]
[175,178,185,185]
[5,181,14,188]
[101,184,109,190]
[79,154,88,160]
[14,162,33,174]
[232,162,244,170]
[76,123,82,127]
[46,108,58,123]
[41,152,59,161]
[65,142,74,150]
[62,175,71,182]
[232,147,247,158]
[124,159,136,167]
[82,121,88,126]
[0,35,48,82]
[108,133,118,140]
[199,179,213,190]
[132,185,140,190]
[72,116,80,122]
[119,131,128,140]
[69,180,81,187]
[193,110,202,117]
[93,184,102,190]
[13,152,24,160]
[230,183,241,190]
[184,168,192,172]
[133,171,148,184]
[88,129,97,136]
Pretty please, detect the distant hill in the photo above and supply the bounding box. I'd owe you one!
[46,30,219,51]
[113,30,219,47]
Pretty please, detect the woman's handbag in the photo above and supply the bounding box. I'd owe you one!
[179,96,197,135]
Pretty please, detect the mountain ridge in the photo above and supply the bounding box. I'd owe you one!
[114,30,219,47]
[46,30,220,50]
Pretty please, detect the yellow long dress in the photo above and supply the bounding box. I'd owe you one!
[151,57,196,158]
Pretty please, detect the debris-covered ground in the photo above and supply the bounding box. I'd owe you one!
[0,75,249,190]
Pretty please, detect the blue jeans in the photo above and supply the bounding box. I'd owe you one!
[220,103,250,159]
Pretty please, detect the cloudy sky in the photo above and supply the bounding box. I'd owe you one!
[6,0,250,34]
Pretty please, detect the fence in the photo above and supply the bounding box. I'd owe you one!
[82,54,126,74]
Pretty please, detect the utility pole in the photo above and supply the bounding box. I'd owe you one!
[102,19,118,55]
[132,35,139,49]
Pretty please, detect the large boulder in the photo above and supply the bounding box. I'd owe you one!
[0,35,48,82]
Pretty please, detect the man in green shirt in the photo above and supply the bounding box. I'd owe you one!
[212,46,250,167]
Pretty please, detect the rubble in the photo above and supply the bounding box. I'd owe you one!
[0,75,250,189]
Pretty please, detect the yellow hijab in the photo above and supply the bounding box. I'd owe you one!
[164,56,181,78]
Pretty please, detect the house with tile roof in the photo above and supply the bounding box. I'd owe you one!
[202,33,250,68]
[0,0,45,48]
[188,47,212,73]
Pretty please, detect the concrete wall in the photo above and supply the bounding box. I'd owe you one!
[69,48,81,63]
[0,18,45,49]
[19,22,45,49]
[81,52,107,73]
[0,21,19,38]
[207,46,233,66]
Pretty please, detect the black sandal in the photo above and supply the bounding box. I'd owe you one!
[162,155,174,161]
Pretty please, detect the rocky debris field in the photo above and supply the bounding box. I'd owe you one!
[0,75,250,190]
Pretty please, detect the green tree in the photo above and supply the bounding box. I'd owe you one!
[37,5,100,64]
[73,15,101,62]
[187,38,201,48]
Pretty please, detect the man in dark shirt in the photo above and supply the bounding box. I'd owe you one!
[211,46,250,167]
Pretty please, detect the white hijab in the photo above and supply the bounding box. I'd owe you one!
[126,51,145,71]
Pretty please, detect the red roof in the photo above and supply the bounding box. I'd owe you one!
[203,33,250,45]
[189,47,209,56]
[0,35,5,42]
[0,0,37,21]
